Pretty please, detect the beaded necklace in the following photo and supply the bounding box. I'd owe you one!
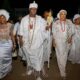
[28,15,36,48]
[60,21,66,32]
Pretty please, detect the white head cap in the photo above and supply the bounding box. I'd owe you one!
[73,14,80,22]
[57,9,67,19]
[29,1,38,9]
[0,9,10,21]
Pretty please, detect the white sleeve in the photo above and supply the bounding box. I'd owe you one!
[18,19,24,36]
[67,20,75,37]
[40,18,48,40]
[72,24,75,36]
[13,22,19,35]
[52,22,57,39]
[40,18,47,31]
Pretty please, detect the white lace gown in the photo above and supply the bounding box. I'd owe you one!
[52,20,73,77]
[68,25,80,64]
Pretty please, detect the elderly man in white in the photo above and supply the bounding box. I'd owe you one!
[18,1,47,80]
[52,10,73,80]
[68,14,80,64]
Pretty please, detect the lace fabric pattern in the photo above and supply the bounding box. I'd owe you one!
[0,23,11,42]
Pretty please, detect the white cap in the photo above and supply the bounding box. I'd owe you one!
[29,1,38,9]
[0,9,10,21]
[59,9,67,15]
[57,9,67,19]
[73,14,80,22]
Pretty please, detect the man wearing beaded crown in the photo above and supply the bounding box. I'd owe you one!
[52,9,74,80]
[18,1,47,80]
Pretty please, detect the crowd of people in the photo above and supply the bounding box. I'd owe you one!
[0,1,80,80]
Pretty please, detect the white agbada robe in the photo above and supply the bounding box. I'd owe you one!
[52,19,73,77]
[18,15,47,71]
[68,24,80,64]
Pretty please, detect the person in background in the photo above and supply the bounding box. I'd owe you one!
[13,16,23,60]
[43,10,53,69]
[68,14,80,64]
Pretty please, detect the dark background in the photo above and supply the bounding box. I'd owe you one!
[0,0,80,19]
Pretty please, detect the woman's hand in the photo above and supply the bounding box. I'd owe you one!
[19,39,23,47]
[46,26,49,30]
[12,43,16,51]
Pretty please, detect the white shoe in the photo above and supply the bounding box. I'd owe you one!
[12,51,17,57]
[27,70,33,75]
[36,77,42,80]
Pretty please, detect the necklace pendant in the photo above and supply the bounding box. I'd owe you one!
[29,24,33,29]
[60,21,65,32]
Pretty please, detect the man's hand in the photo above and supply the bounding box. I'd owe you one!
[68,37,72,44]
[53,42,56,47]
[19,36,23,47]
[46,26,49,30]
[53,39,56,47]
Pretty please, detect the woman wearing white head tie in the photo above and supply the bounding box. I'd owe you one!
[0,9,15,79]
[68,14,80,64]
[18,1,48,80]
[52,10,73,79]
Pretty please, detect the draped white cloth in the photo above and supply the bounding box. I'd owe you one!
[43,29,52,68]
[0,40,12,79]
[52,19,73,77]
[18,15,47,71]
[43,17,53,68]
[0,23,13,79]
[68,25,80,64]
